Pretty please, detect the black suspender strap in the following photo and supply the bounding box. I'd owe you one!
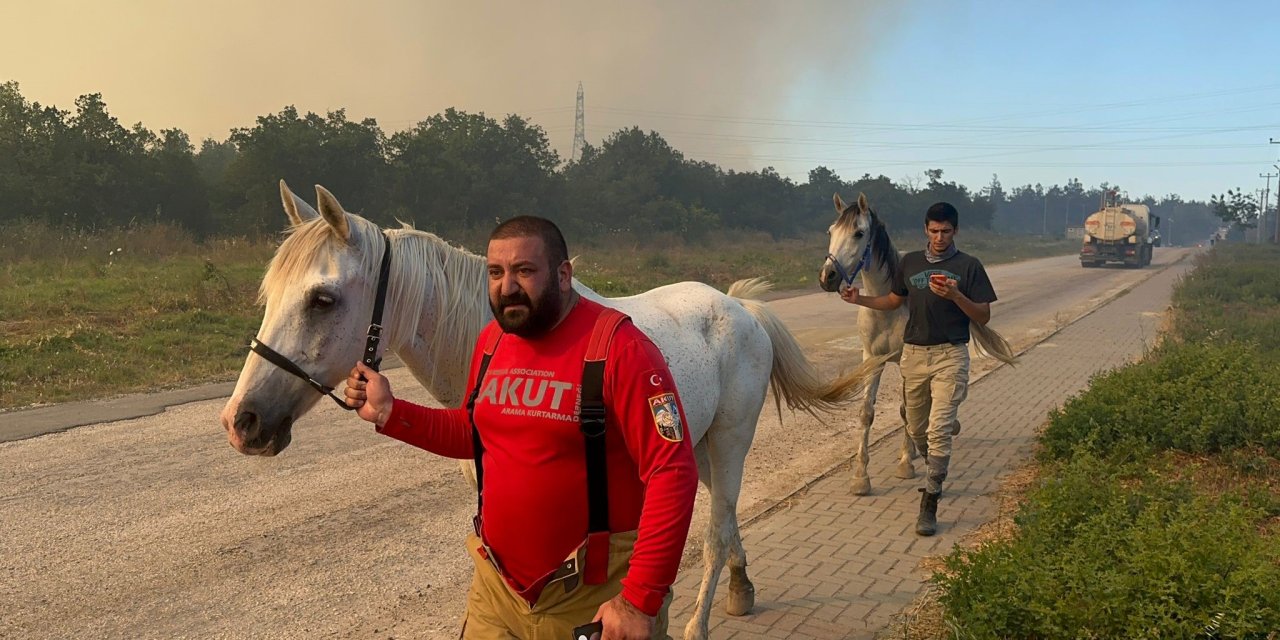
[581,308,628,585]
[468,330,503,526]
[580,359,608,533]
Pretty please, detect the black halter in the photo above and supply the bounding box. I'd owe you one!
[248,233,393,411]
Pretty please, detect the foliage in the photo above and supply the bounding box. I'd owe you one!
[936,451,1280,639]
[1210,189,1261,231]
[1039,244,1280,462]
[1039,342,1280,461]
[0,81,1226,245]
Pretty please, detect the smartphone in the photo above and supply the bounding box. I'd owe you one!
[572,621,603,640]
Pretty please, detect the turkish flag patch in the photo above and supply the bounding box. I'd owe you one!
[648,393,683,442]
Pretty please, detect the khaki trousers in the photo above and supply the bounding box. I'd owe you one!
[901,343,969,491]
[460,530,671,640]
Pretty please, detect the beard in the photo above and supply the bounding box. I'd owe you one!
[490,285,563,337]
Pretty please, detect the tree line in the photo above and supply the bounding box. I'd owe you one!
[0,81,1233,245]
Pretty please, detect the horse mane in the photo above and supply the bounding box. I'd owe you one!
[259,215,489,366]
[867,210,901,282]
[383,224,489,369]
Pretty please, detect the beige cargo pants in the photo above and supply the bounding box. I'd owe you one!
[459,530,672,640]
[900,343,970,493]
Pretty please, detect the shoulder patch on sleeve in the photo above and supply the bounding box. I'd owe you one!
[648,392,683,442]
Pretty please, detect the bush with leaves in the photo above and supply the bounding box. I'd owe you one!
[1039,341,1280,461]
[936,451,1280,639]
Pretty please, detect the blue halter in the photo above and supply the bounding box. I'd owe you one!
[826,239,874,288]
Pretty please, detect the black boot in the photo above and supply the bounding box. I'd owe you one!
[916,488,940,536]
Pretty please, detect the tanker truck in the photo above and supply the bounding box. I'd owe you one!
[1080,191,1160,268]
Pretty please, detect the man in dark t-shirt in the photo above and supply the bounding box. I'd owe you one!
[840,202,997,536]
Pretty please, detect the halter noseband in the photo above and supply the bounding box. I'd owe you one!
[826,236,874,289]
[248,232,393,411]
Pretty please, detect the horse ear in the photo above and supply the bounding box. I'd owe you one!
[279,179,319,226]
[314,185,351,241]
[833,193,848,214]
[857,192,869,213]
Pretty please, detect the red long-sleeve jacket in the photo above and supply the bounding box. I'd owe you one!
[377,298,698,616]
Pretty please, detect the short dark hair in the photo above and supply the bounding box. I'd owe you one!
[489,215,569,268]
[925,202,959,229]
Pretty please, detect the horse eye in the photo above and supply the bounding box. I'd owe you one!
[310,292,337,309]
[854,231,865,239]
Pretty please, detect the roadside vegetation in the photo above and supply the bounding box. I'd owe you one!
[0,221,1075,410]
[900,244,1280,639]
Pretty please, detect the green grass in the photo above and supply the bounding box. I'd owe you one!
[0,222,1079,410]
[0,222,275,408]
[1173,244,1280,362]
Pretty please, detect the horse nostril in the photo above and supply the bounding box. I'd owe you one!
[819,270,837,291]
[234,410,260,438]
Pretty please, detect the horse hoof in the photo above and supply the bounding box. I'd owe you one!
[895,462,916,479]
[851,475,872,496]
[725,586,755,616]
[682,619,709,640]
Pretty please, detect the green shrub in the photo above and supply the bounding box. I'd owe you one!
[937,452,1280,639]
[1040,341,1280,461]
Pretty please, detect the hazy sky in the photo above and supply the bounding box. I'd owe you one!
[5,0,1279,201]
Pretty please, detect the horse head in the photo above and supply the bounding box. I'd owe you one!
[821,192,871,292]
[220,181,391,456]
[820,192,900,293]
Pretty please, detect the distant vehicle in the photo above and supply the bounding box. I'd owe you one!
[1080,190,1160,268]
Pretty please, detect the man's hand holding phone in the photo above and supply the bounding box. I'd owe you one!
[929,273,957,299]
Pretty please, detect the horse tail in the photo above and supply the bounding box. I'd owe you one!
[728,279,887,420]
[726,276,773,300]
[971,322,1019,366]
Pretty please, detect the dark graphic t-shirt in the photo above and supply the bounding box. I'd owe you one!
[892,250,997,346]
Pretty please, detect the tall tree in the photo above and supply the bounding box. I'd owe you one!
[1211,189,1260,230]
[387,109,559,232]
[221,107,388,233]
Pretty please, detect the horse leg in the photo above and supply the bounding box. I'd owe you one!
[683,420,756,640]
[895,401,918,479]
[851,370,881,495]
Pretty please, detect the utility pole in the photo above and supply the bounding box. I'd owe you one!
[1042,191,1047,235]
[1261,171,1278,245]
[1258,189,1268,244]
[1272,135,1280,242]
[1269,163,1280,243]
[571,82,586,163]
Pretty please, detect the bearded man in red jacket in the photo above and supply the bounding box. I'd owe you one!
[344,215,698,640]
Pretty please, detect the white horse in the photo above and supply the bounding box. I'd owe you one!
[221,181,881,640]
[818,193,1016,496]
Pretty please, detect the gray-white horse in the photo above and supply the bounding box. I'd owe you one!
[818,193,1016,496]
[221,182,881,640]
